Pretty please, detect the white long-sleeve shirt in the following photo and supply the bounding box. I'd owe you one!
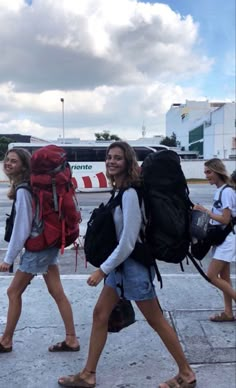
[4,188,33,265]
[100,188,142,275]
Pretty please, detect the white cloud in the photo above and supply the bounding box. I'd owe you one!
[0,0,26,12]
[223,51,236,78]
[0,0,220,140]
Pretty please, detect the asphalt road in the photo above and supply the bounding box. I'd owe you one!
[0,182,214,250]
[0,182,222,276]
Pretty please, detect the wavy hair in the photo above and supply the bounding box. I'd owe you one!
[4,148,31,199]
[105,141,141,188]
[204,158,235,187]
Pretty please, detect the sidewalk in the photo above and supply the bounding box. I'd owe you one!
[0,251,235,388]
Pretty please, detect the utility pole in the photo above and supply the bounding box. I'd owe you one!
[60,98,65,143]
[142,122,146,137]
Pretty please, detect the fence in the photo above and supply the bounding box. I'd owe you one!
[0,160,235,183]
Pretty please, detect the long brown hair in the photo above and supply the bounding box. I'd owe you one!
[4,148,31,199]
[105,141,141,189]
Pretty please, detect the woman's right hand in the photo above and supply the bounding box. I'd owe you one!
[87,268,105,287]
[193,204,208,212]
[0,262,11,272]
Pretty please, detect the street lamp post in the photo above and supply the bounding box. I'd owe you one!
[60,98,65,143]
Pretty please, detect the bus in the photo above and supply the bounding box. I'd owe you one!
[8,141,169,191]
[139,144,199,159]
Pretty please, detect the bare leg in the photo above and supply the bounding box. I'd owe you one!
[0,270,33,349]
[220,263,234,317]
[207,259,236,302]
[43,264,79,348]
[58,284,119,386]
[136,297,196,387]
[84,285,119,369]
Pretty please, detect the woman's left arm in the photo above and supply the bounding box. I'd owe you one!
[208,207,231,225]
[194,204,231,224]
[194,187,234,225]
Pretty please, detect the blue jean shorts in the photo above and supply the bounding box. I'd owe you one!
[105,257,156,301]
[18,247,59,275]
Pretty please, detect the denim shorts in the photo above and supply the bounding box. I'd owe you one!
[105,257,156,301]
[18,247,59,275]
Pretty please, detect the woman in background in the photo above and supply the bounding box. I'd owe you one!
[194,158,236,322]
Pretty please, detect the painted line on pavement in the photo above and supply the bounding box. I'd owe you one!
[0,274,235,280]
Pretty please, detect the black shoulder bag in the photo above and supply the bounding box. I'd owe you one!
[108,298,136,333]
[4,183,31,243]
[4,201,16,243]
[191,185,236,260]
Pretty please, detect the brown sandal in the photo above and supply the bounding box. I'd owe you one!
[58,372,96,387]
[159,375,196,388]
[49,341,80,352]
[210,312,235,322]
[0,343,12,353]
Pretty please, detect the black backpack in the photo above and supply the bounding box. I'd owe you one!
[231,169,236,184]
[4,182,31,243]
[84,190,124,267]
[4,182,31,273]
[141,150,192,263]
[131,150,210,285]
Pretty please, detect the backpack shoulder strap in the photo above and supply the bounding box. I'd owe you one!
[108,188,128,210]
[218,184,230,205]
[214,184,236,232]
[212,184,230,210]
[8,200,16,220]
[10,183,31,214]
[132,186,144,207]
[187,252,211,283]
[105,190,122,212]
[15,182,32,195]
[115,186,143,211]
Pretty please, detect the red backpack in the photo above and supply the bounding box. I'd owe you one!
[25,145,81,254]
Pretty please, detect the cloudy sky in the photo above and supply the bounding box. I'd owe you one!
[0,0,235,141]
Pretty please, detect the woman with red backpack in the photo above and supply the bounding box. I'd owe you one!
[0,148,80,353]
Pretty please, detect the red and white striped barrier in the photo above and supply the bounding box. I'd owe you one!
[75,172,109,190]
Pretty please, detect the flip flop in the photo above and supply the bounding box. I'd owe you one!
[159,375,196,388]
[49,340,80,352]
[0,343,12,353]
[210,312,236,322]
[58,373,96,387]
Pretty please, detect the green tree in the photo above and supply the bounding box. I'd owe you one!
[95,130,121,141]
[160,132,177,147]
[0,136,12,160]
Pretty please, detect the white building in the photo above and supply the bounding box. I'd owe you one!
[166,100,236,159]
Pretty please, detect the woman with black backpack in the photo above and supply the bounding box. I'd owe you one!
[58,141,196,388]
[194,158,236,322]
